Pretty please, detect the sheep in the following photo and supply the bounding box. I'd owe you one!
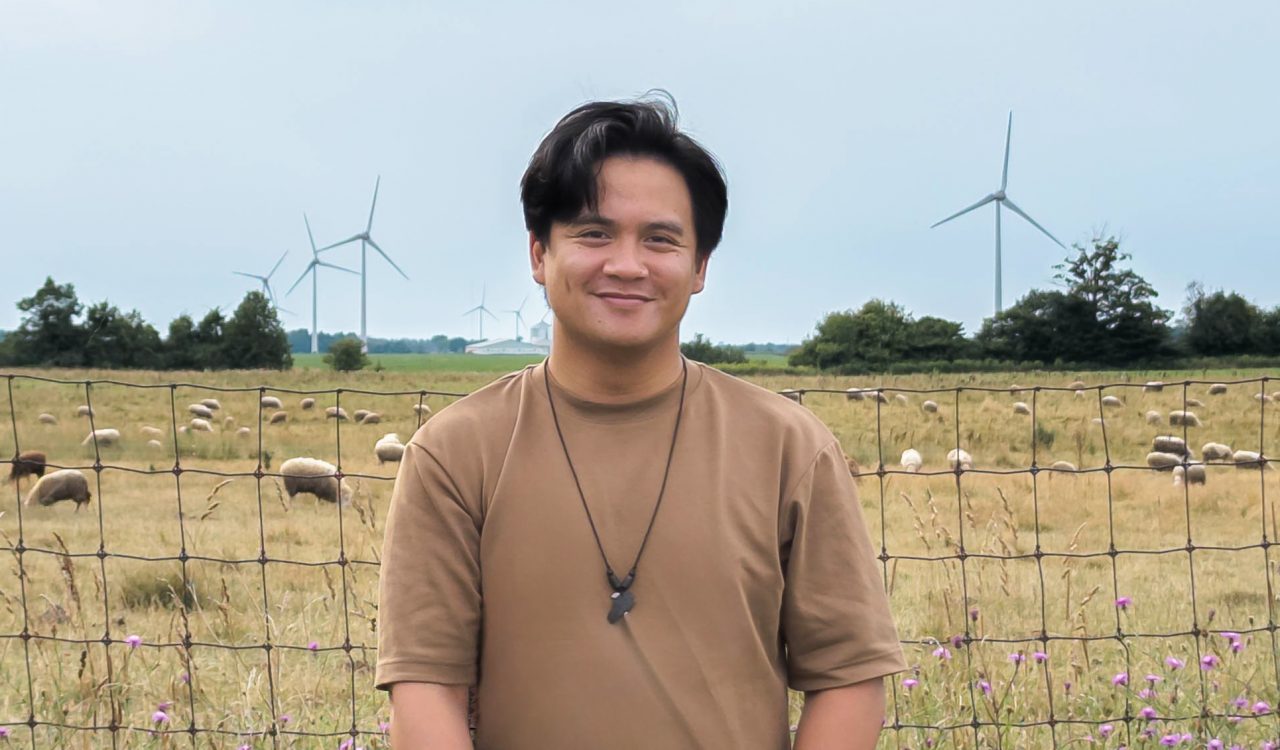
[300,397,316,410]
[280,457,352,506]
[1169,410,1202,428]
[1232,450,1268,470]
[261,396,283,410]
[360,412,382,425]
[190,418,213,433]
[140,425,164,439]
[1049,460,1078,473]
[1186,398,1204,408]
[24,469,92,510]
[1067,380,1086,390]
[1091,417,1104,426]
[222,416,235,429]
[1256,393,1273,404]
[1274,391,1280,401]
[353,409,371,423]
[1201,442,1233,461]
[81,428,120,447]
[325,406,350,420]
[780,389,802,403]
[1009,384,1024,395]
[269,411,288,425]
[1101,395,1123,408]
[893,393,909,406]
[375,434,405,465]
[872,391,889,404]
[844,388,865,402]
[1012,402,1030,415]
[1145,452,1182,471]
[145,439,164,451]
[1207,383,1228,395]
[1172,464,1206,486]
[899,449,923,473]
[37,413,57,425]
[188,403,214,419]
[9,450,47,490]
[412,403,433,416]
[1152,435,1189,457]
[1074,390,1086,400]
[178,425,189,435]
[76,405,94,418]
[236,427,252,438]
[200,398,221,411]
[946,448,973,471]
[1143,381,1164,393]
[921,400,939,413]
[1145,410,1163,425]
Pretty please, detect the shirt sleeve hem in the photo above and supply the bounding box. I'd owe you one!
[374,660,476,692]
[788,650,909,692]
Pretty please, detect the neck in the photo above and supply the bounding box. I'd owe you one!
[546,328,685,404]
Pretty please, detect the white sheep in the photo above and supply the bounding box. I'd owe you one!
[1143,381,1164,393]
[412,403,433,417]
[947,448,973,471]
[190,418,213,433]
[1201,442,1233,461]
[1009,384,1025,395]
[1186,398,1204,408]
[1169,410,1202,428]
[261,396,283,410]
[1049,460,1078,473]
[38,413,57,425]
[1074,390,1086,400]
[280,457,353,506]
[76,404,94,418]
[146,439,164,450]
[269,411,288,425]
[1232,450,1268,470]
[1152,436,1189,457]
[360,412,382,425]
[222,416,235,429]
[1256,393,1273,404]
[1145,410,1163,425]
[1012,402,1030,415]
[236,426,252,438]
[325,406,350,420]
[1101,395,1123,408]
[375,434,405,465]
[899,449,923,473]
[200,398,221,411]
[921,400,939,413]
[1067,380,1086,390]
[140,425,164,439]
[353,409,371,422]
[1172,464,1206,486]
[24,469,92,510]
[1208,383,1228,396]
[299,397,316,410]
[188,403,214,419]
[844,388,865,402]
[893,393,909,406]
[81,428,120,447]
[1145,452,1182,471]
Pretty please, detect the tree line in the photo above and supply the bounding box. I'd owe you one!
[790,236,1280,372]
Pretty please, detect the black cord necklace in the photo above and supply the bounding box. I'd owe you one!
[544,357,689,624]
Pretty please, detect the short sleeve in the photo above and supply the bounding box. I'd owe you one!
[780,441,907,691]
[375,440,482,690]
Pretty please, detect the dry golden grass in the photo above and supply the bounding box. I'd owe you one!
[1,364,1277,748]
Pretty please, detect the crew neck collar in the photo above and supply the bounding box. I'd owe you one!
[538,358,703,425]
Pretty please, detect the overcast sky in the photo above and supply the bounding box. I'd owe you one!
[1,2,1276,345]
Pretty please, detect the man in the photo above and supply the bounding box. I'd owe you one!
[376,95,905,749]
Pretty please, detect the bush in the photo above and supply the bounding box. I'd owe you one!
[324,337,369,372]
[681,333,746,365]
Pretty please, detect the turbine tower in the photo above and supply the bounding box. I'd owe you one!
[930,111,1066,314]
[316,176,409,352]
[233,251,292,314]
[505,295,529,341]
[463,286,499,341]
[286,214,359,354]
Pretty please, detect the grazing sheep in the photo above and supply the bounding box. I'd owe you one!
[946,448,973,471]
[222,416,235,429]
[1232,450,1268,470]
[893,393,909,406]
[1172,464,1206,486]
[1207,383,1228,395]
[1169,410,1201,427]
[872,391,889,404]
[178,425,189,435]
[360,412,382,425]
[200,398,221,411]
[1101,395,1123,408]
[9,450,47,489]
[1074,390,1086,400]
[1049,460,1078,473]
[1090,417,1104,426]
[921,400,939,413]
[280,457,353,506]
[188,403,214,419]
[1009,384,1024,395]
[374,434,405,465]
[1152,435,1189,457]
[140,425,164,439]
[1145,452,1182,471]
[353,409,371,422]
[300,397,316,410]
[1145,410,1163,425]
[81,428,120,447]
[1067,380,1086,390]
[1201,442,1233,461]
[780,389,802,403]
[1143,381,1164,393]
[844,388,865,402]
[146,439,164,450]
[1274,391,1280,401]
[1186,398,1204,408]
[261,396,283,410]
[899,449,923,473]
[190,418,213,433]
[412,403,433,416]
[37,413,57,425]
[269,411,288,425]
[325,406,350,420]
[1012,402,1030,415]
[236,427,252,438]
[1256,393,1273,404]
[76,405,94,418]
[24,469,92,510]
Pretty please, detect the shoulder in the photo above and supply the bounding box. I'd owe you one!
[408,365,533,462]
[691,362,838,455]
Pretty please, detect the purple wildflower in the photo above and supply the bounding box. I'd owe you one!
[125,634,142,649]
[1253,701,1271,715]
[0,727,9,739]
[1098,724,1114,739]
[969,606,980,622]
[1207,740,1224,750]
[1139,706,1157,720]
[339,740,354,750]
[180,672,190,683]
[1032,651,1048,663]
[1008,652,1026,664]
[1115,596,1133,610]
[1165,656,1185,670]
[1146,673,1163,684]
[1112,672,1128,686]
[278,715,291,726]
[152,710,169,725]
[933,646,952,660]
[1229,638,1244,654]
[379,721,389,733]
[1139,688,1154,699]
[1233,696,1249,710]
[978,679,991,696]
[308,641,319,652]
[1200,654,1220,670]
[1158,735,1178,746]
[950,634,965,649]
[902,678,919,690]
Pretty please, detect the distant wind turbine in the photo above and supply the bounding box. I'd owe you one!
[233,251,292,314]
[286,214,359,354]
[505,295,529,341]
[316,176,409,352]
[463,286,499,341]
[930,111,1066,314]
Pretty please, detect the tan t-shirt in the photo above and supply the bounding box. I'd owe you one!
[376,360,905,749]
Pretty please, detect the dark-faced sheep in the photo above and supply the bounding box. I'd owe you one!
[9,450,47,490]
[1152,436,1189,457]
[24,469,92,510]
[280,457,352,506]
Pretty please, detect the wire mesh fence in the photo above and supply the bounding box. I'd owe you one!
[1,370,1277,748]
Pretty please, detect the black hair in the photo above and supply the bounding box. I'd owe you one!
[520,92,728,263]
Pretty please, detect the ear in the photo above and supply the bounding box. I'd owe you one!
[691,253,709,295]
[529,231,548,286]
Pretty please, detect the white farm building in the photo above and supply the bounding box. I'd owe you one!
[465,320,551,356]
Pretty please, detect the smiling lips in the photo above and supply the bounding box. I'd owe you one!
[594,292,653,308]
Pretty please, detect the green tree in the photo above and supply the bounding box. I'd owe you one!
[789,299,916,370]
[81,301,162,369]
[164,314,201,369]
[681,333,746,364]
[976,290,1098,364]
[1182,283,1266,356]
[324,336,369,371]
[9,277,87,366]
[222,292,293,369]
[192,309,227,369]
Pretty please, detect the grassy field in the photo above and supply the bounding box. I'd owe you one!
[290,351,792,372]
[1,363,1278,748]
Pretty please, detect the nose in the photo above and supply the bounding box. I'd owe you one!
[602,238,648,280]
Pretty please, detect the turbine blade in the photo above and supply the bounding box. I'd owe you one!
[930,194,998,228]
[318,261,359,275]
[317,235,363,252]
[232,271,261,280]
[483,307,499,321]
[365,237,409,279]
[286,264,316,296]
[1001,111,1013,191]
[517,294,528,313]
[304,213,318,255]
[268,250,288,280]
[366,176,381,233]
[1001,197,1066,248]
[463,305,482,316]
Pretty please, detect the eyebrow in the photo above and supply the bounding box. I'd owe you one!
[567,213,687,236]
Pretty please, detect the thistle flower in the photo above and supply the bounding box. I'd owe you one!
[1098,724,1113,739]
[950,634,965,649]
[1112,672,1128,686]
[1165,656,1185,670]
[152,710,169,725]
[932,646,951,660]
[1115,596,1132,610]
[1008,652,1026,664]
[902,678,919,690]
[0,727,10,739]
[1207,740,1224,750]
[978,679,992,696]
[1200,654,1220,670]
[1146,674,1162,684]
[1032,651,1048,663]
[1158,734,1178,746]
[125,634,142,649]
[278,715,291,726]
[969,606,980,622]
[1139,706,1157,720]
[308,641,319,652]
[339,739,354,750]
[1253,701,1271,715]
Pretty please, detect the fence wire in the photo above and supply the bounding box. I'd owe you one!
[1,371,1277,748]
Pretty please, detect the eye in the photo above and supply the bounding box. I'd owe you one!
[647,235,678,246]
[575,230,610,241]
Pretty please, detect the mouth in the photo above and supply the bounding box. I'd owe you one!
[594,292,654,307]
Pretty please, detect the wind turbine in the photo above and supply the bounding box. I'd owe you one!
[233,251,292,314]
[462,286,499,341]
[286,214,359,354]
[505,295,529,341]
[316,176,409,351]
[930,111,1066,314]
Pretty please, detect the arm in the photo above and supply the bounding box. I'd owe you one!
[389,682,473,749]
[792,677,886,750]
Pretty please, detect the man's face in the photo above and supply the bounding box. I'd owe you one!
[530,156,707,355]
